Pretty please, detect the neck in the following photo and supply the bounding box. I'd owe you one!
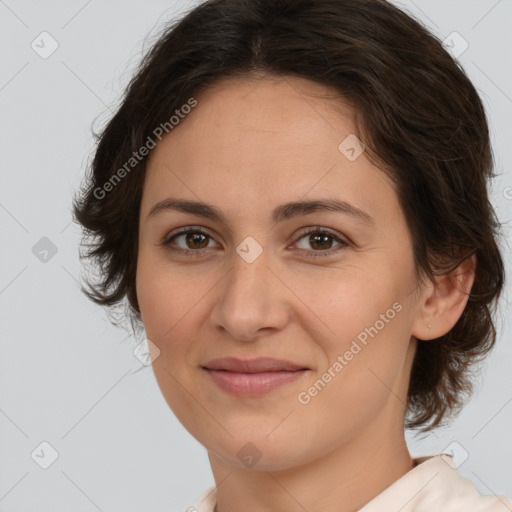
[208,418,414,512]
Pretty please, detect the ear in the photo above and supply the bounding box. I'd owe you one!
[411,253,477,341]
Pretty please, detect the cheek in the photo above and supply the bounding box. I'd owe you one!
[136,254,207,426]
[290,263,412,404]
[136,248,199,340]
[135,252,220,392]
[288,262,407,350]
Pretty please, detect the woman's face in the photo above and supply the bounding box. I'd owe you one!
[136,75,428,471]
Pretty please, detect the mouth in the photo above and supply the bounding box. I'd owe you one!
[201,357,310,397]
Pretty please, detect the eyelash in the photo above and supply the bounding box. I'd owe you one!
[160,226,350,259]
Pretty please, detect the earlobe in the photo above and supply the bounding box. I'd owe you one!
[412,253,477,341]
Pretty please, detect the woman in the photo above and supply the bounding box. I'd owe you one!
[72,0,511,510]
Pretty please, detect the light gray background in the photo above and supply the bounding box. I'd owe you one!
[0,0,511,511]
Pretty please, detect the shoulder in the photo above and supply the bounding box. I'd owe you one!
[422,454,512,511]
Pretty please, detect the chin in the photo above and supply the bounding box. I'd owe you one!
[203,427,320,473]
[209,443,308,472]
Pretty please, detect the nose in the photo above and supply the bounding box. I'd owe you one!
[208,246,290,342]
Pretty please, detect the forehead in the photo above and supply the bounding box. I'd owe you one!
[142,75,398,224]
[148,74,358,164]
[185,74,356,144]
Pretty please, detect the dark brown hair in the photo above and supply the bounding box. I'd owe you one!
[72,0,505,432]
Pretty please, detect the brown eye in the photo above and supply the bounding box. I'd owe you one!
[160,226,349,259]
[293,228,349,258]
[183,232,210,249]
[308,233,334,250]
[162,227,219,254]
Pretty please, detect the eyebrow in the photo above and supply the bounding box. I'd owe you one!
[147,197,374,226]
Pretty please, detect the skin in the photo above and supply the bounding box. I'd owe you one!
[136,74,476,512]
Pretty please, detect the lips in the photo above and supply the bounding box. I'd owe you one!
[201,357,309,396]
[202,357,308,373]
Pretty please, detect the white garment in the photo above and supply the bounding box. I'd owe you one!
[186,454,512,512]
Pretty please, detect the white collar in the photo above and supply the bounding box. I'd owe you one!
[357,454,511,511]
